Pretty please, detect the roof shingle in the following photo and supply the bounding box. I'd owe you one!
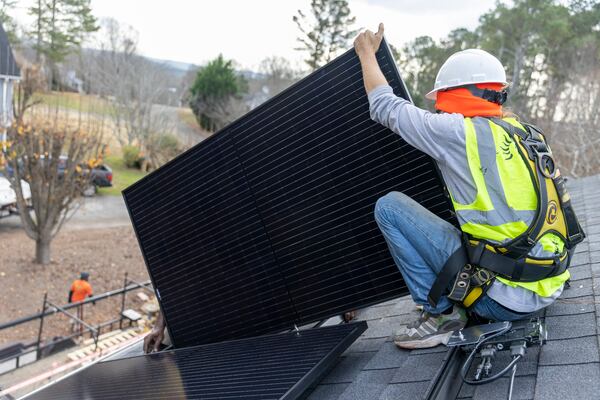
[305,174,600,400]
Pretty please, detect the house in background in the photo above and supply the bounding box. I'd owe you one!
[0,22,20,135]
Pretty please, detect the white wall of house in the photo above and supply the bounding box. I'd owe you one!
[0,77,17,148]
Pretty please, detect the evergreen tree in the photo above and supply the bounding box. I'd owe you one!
[189,55,248,132]
[293,0,357,71]
[28,0,98,87]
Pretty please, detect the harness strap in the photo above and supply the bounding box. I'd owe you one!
[490,117,585,249]
[466,245,568,282]
[553,174,586,247]
[488,117,551,257]
[460,84,508,105]
[428,246,468,308]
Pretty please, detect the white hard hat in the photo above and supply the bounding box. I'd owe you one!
[425,49,507,100]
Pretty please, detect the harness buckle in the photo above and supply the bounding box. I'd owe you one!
[471,268,492,286]
[521,137,556,179]
[533,149,557,179]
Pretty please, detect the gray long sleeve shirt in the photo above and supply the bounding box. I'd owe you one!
[367,84,561,312]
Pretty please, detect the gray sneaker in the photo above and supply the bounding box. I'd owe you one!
[393,306,467,349]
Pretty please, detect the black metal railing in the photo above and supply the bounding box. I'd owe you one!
[0,273,153,373]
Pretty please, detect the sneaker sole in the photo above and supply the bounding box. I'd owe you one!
[394,331,452,350]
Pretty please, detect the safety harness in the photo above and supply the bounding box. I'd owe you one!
[428,118,586,309]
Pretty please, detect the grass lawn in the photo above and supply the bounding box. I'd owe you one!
[97,155,147,196]
[33,91,112,116]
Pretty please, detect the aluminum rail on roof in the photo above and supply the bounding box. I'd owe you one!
[23,322,367,400]
[122,38,455,348]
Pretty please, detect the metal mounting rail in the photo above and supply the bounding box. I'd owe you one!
[423,347,465,400]
[424,318,546,400]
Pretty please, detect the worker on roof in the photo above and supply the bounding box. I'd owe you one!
[68,272,94,333]
[354,24,583,349]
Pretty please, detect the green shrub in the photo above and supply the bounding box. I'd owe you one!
[122,145,142,169]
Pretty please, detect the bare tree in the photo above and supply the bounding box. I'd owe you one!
[2,65,105,264]
[179,65,200,106]
[546,41,600,178]
[86,18,177,169]
[259,56,299,98]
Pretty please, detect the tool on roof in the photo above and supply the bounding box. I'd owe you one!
[447,318,547,400]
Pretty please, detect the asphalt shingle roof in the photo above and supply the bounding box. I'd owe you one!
[306,174,600,400]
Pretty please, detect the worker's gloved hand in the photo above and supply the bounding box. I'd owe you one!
[143,312,166,354]
[354,23,384,58]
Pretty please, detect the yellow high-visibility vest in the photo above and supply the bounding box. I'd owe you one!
[447,117,570,298]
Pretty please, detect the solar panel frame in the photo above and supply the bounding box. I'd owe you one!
[123,38,455,347]
[23,322,368,400]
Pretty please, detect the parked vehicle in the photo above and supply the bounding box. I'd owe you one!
[57,156,113,197]
[6,156,113,197]
[0,172,31,217]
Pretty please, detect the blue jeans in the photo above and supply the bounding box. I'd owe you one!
[374,191,532,322]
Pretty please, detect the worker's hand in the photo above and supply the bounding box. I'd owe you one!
[354,23,384,59]
[143,324,165,353]
[143,311,166,354]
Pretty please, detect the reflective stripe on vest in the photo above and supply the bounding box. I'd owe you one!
[447,117,569,297]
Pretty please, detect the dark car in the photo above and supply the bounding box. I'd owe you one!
[6,156,113,197]
[57,156,113,196]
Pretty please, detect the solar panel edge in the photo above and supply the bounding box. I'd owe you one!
[281,321,368,400]
[379,37,413,103]
[121,190,182,347]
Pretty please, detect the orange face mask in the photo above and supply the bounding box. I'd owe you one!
[435,83,505,117]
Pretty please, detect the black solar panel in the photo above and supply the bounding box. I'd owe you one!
[123,39,453,347]
[229,46,452,325]
[123,133,296,347]
[25,322,367,400]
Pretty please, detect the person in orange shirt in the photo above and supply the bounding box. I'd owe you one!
[68,272,94,333]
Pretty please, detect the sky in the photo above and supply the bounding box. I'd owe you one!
[12,0,500,71]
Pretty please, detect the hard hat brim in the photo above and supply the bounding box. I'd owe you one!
[425,89,438,101]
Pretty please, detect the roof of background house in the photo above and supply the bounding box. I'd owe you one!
[0,22,19,78]
[305,173,600,400]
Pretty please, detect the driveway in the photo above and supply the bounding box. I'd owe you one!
[0,195,131,233]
